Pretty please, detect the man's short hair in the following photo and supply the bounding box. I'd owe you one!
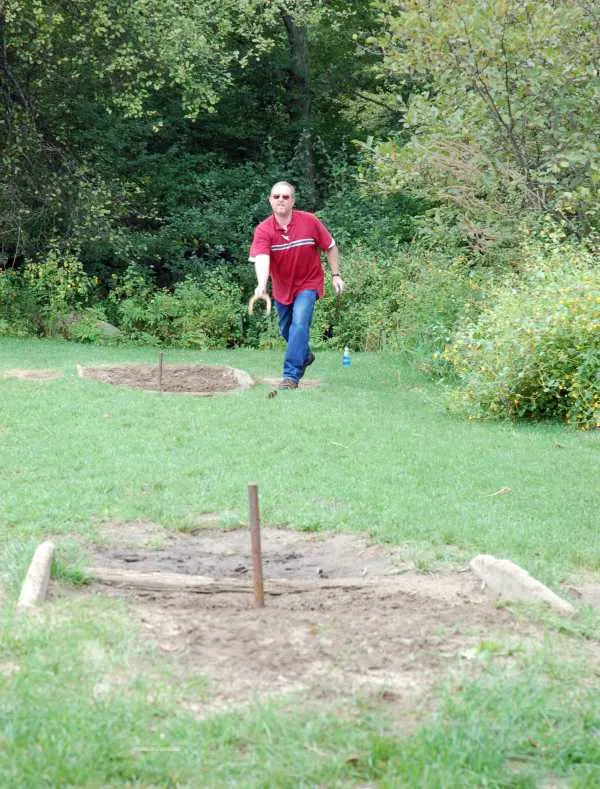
[270,181,296,197]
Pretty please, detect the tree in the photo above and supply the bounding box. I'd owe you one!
[1,0,395,298]
[0,0,274,263]
[361,0,600,251]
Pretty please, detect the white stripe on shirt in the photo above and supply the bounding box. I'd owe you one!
[249,239,336,262]
[270,238,316,252]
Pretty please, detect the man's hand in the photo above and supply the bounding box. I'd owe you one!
[248,291,272,315]
[332,275,345,295]
[254,285,268,298]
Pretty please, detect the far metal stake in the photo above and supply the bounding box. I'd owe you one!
[158,351,164,392]
[248,483,265,607]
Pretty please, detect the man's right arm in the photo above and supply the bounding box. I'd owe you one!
[254,254,270,297]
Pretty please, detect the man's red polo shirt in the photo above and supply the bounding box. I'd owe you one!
[249,210,335,305]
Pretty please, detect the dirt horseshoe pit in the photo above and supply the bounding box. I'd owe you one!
[52,521,548,718]
[76,362,321,395]
[77,362,254,395]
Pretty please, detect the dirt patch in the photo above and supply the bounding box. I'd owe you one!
[561,581,600,610]
[4,368,60,380]
[77,363,253,395]
[52,524,555,717]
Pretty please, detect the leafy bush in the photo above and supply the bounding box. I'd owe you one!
[0,250,96,336]
[79,154,295,292]
[445,243,600,429]
[108,266,244,348]
[63,308,118,344]
[171,274,244,348]
[317,172,424,254]
[312,245,488,365]
[0,270,36,336]
[22,249,94,333]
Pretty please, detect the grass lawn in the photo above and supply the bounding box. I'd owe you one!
[1,337,599,787]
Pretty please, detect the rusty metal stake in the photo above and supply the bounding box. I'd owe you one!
[158,351,164,392]
[248,483,265,607]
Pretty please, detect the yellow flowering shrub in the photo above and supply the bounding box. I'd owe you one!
[445,243,599,430]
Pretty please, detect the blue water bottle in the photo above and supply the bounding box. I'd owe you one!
[342,345,351,368]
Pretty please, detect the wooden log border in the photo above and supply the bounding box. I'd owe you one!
[87,566,403,596]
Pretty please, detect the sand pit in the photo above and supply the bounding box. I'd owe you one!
[52,522,552,717]
[77,363,254,395]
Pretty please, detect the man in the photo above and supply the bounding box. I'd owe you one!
[249,181,345,389]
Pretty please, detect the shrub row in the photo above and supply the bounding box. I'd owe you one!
[0,256,249,349]
[2,244,481,357]
[2,238,597,432]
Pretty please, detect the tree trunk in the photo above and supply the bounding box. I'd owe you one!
[281,12,317,207]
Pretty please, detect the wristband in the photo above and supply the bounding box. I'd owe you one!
[332,273,341,278]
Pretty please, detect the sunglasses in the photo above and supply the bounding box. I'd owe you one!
[271,194,292,200]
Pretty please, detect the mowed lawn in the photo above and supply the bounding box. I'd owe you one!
[1,337,598,581]
[1,337,599,787]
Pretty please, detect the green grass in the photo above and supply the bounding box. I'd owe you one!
[1,337,599,786]
[1,597,599,787]
[0,337,597,582]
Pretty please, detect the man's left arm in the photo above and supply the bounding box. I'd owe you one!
[325,245,345,295]
[313,215,345,295]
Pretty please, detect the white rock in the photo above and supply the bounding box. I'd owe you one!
[17,541,55,612]
[470,554,574,615]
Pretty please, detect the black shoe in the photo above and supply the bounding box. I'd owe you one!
[302,352,315,372]
[279,378,299,390]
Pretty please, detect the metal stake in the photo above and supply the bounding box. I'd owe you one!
[248,483,265,607]
[158,352,164,392]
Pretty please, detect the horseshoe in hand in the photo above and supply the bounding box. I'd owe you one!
[248,293,272,315]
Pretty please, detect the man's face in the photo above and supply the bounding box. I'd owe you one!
[269,185,295,216]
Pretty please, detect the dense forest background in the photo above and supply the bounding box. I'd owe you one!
[1,0,598,427]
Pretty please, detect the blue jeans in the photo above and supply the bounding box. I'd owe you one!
[275,289,317,382]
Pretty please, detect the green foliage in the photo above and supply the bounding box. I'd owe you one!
[362,0,600,250]
[0,0,280,262]
[108,266,243,348]
[4,0,597,388]
[2,0,272,122]
[23,249,92,317]
[0,249,95,336]
[0,0,395,348]
[0,0,387,270]
[317,165,425,253]
[313,245,489,364]
[446,242,600,429]
[172,274,244,349]
[0,271,35,336]
[63,307,114,344]
[132,155,279,283]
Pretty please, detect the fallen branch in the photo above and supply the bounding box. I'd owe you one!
[87,567,397,595]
